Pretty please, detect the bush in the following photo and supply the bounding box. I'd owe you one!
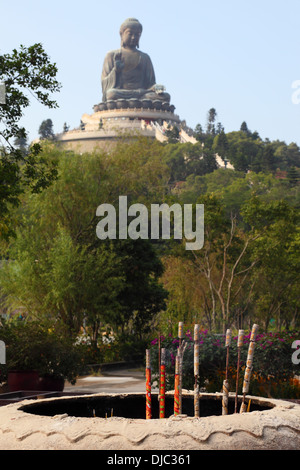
[0,319,84,384]
[76,332,147,366]
[149,329,300,399]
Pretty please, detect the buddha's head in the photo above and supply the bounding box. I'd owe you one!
[120,18,143,49]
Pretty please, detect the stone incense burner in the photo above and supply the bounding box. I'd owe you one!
[0,391,299,450]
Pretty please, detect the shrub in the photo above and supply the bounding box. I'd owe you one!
[0,319,84,384]
[149,329,300,398]
[75,332,147,366]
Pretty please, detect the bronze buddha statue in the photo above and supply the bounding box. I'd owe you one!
[98,18,172,111]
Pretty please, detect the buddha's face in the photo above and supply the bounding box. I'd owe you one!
[121,27,141,49]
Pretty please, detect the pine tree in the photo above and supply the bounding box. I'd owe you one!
[38,119,55,140]
[206,108,217,135]
[214,130,229,160]
[287,166,299,186]
[261,144,276,173]
[13,133,28,154]
[240,121,250,135]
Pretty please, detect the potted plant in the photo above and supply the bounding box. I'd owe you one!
[0,319,83,392]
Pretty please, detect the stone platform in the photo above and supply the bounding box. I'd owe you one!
[56,107,182,152]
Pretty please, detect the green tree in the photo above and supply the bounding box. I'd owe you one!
[162,142,217,182]
[212,130,229,162]
[113,238,167,336]
[286,143,300,168]
[182,194,259,332]
[225,130,264,172]
[162,143,186,182]
[241,197,300,330]
[167,188,300,333]
[0,43,61,239]
[13,133,28,154]
[160,255,209,331]
[287,166,299,186]
[206,108,217,135]
[193,109,223,149]
[240,121,250,136]
[0,139,169,338]
[0,225,124,336]
[0,44,60,147]
[38,119,55,140]
[185,145,217,176]
[194,123,205,143]
[261,143,276,173]
[165,124,180,143]
[179,168,243,204]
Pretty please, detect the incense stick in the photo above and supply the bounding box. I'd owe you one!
[225,328,232,380]
[234,329,244,413]
[179,340,187,414]
[222,328,232,415]
[158,333,161,401]
[146,349,152,419]
[159,348,166,418]
[240,324,259,413]
[194,324,200,417]
[178,322,183,346]
[174,353,180,415]
[177,322,184,414]
[222,379,229,415]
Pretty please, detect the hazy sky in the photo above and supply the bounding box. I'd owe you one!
[2,0,300,145]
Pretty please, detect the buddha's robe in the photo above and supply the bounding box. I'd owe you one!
[101,48,169,103]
